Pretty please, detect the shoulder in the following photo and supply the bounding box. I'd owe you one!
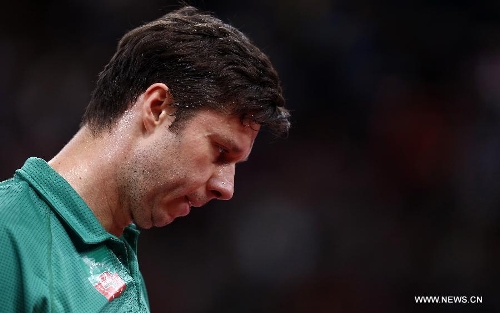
[0,176,50,222]
[0,176,51,248]
[0,176,53,311]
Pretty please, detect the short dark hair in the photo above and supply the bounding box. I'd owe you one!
[82,6,290,135]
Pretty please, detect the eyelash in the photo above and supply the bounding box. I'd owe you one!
[215,145,231,164]
[218,146,229,155]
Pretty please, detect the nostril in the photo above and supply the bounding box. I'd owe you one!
[212,190,222,198]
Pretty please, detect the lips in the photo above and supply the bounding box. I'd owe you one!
[185,196,205,208]
[185,196,192,207]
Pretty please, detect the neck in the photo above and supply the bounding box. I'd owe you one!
[48,126,132,237]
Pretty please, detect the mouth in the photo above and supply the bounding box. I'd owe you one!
[185,196,205,208]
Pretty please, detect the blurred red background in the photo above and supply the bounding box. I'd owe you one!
[1,1,499,312]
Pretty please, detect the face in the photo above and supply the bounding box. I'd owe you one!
[118,109,259,228]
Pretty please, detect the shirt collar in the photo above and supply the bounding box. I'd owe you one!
[15,157,139,246]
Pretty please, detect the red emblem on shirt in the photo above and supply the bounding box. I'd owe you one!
[93,271,127,301]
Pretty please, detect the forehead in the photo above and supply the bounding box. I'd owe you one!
[183,109,260,142]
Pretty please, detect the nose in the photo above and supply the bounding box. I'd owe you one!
[208,163,235,200]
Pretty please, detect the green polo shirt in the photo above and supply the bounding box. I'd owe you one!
[0,157,150,312]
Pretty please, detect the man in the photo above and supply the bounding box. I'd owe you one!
[0,6,290,312]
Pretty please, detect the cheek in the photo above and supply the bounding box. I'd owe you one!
[122,142,171,195]
[175,144,214,179]
[172,161,210,189]
[138,136,215,194]
[151,155,208,196]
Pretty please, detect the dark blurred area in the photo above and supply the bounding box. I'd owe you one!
[1,0,499,312]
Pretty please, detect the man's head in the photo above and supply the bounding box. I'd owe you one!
[81,6,290,136]
[74,6,290,231]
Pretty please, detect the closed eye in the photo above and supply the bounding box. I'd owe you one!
[218,146,229,155]
[215,145,230,163]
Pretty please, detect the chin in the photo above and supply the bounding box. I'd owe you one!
[153,199,191,227]
[134,218,154,230]
[153,220,173,228]
[151,212,175,228]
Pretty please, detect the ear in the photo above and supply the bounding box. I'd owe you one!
[140,83,176,133]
